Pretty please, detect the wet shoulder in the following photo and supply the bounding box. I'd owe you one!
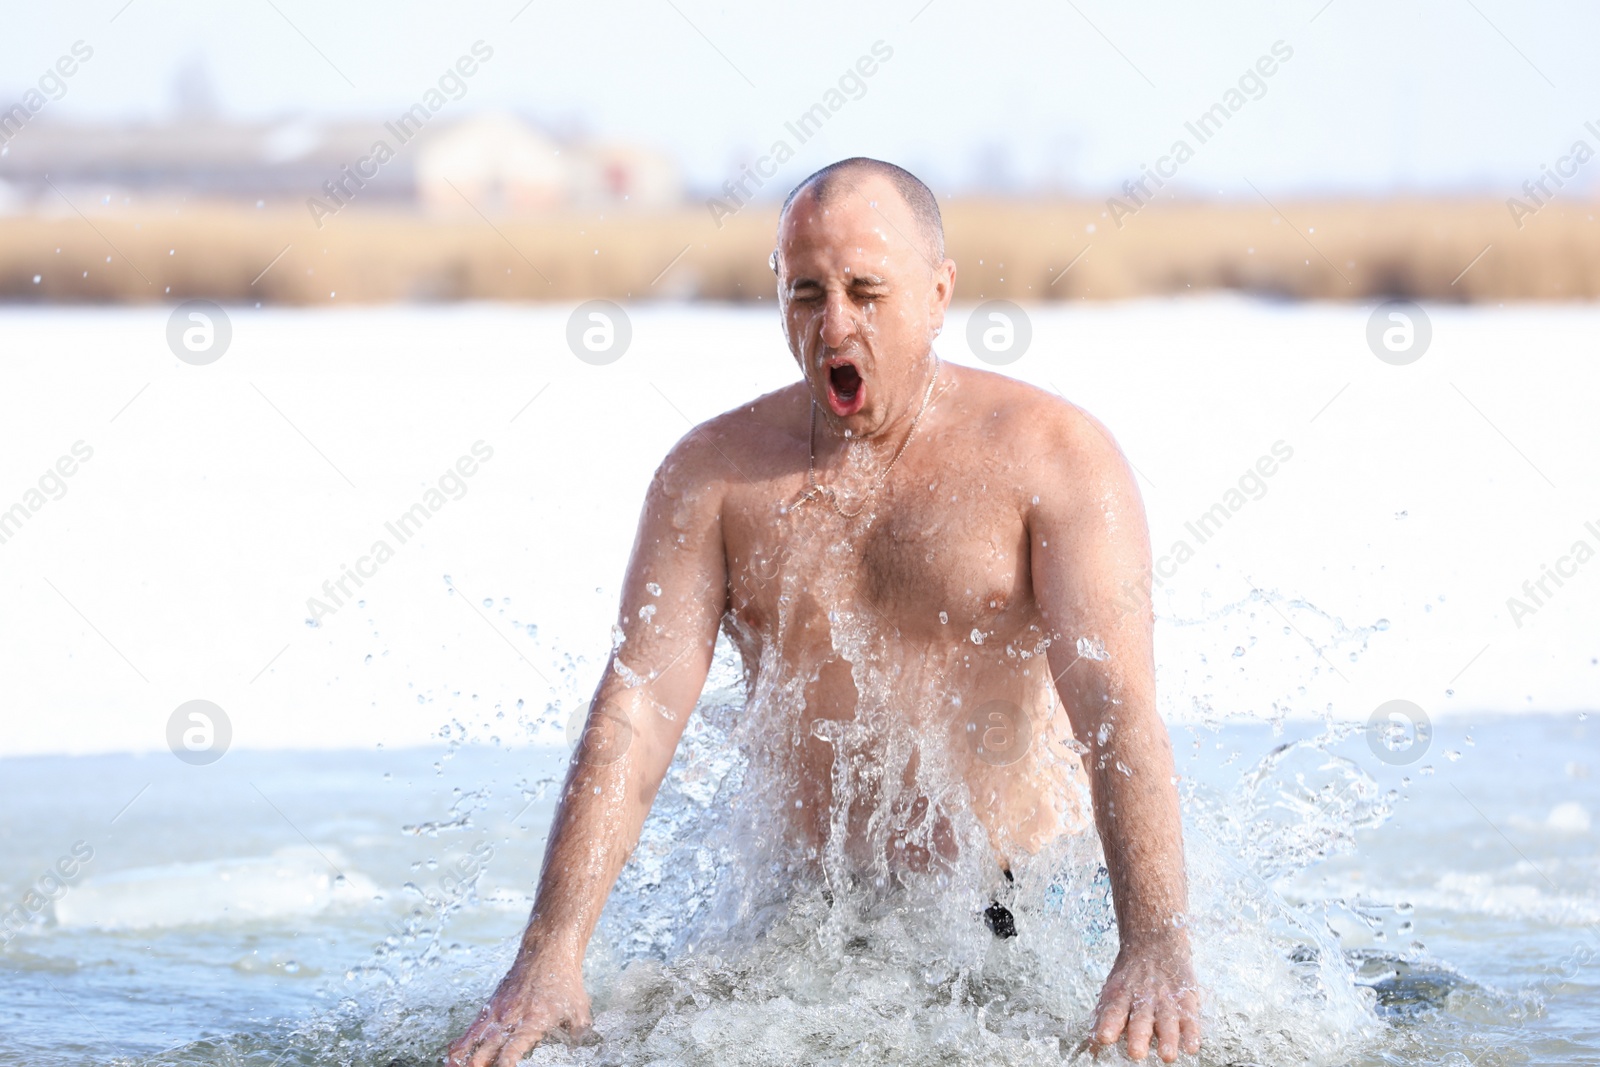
[944,365,1131,489]
[652,383,808,498]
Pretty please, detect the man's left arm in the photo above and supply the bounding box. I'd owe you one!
[1027,405,1201,1063]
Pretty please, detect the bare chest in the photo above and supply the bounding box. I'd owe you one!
[725,463,1035,649]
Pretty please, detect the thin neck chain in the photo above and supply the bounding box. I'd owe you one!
[799,353,941,519]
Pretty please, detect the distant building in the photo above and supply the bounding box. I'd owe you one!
[415,115,683,214]
[0,118,409,204]
[414,113,567,214]
[569,141,683,208]
[0,112,682,215]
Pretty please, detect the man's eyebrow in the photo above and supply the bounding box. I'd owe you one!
[784,273,890,292]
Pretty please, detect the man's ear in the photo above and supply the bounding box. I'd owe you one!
[927,257,957,335]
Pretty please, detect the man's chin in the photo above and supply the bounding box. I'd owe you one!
[819,393,880,436]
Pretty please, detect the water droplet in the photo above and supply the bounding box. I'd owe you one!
[938,611,948,625]
[969,628,985,645]
[1232,646,1245,657]
[645,582,662,596]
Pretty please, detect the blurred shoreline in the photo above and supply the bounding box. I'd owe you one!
[4,196,1597,305]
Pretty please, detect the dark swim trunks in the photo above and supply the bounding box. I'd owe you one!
[985,867,1017,939]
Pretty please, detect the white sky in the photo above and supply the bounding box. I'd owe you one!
[3,0,1599,198]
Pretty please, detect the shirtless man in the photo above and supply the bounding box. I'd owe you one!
[448,158,1200,1066]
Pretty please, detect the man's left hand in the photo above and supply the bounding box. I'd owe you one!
[1086,934,1201,1062]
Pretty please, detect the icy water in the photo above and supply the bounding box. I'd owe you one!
[2,691,1595,1066]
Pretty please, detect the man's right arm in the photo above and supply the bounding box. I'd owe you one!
[448,429,731,1067]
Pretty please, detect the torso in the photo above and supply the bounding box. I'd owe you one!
[711,364,1091,880]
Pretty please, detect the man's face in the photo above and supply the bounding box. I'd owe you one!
[774,177,955,438]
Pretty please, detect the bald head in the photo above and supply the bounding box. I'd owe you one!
[778,157,945,265]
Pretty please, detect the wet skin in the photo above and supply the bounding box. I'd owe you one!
[449,173,1201,1066]
[716,367,1098,874]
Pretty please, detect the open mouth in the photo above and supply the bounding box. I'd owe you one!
[825,359,865,417]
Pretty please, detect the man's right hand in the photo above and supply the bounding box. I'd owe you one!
[445,958,592,1067]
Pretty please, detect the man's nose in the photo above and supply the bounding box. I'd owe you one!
[819,292,857,350]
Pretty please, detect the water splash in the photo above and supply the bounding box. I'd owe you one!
[121,574,1481,1066]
